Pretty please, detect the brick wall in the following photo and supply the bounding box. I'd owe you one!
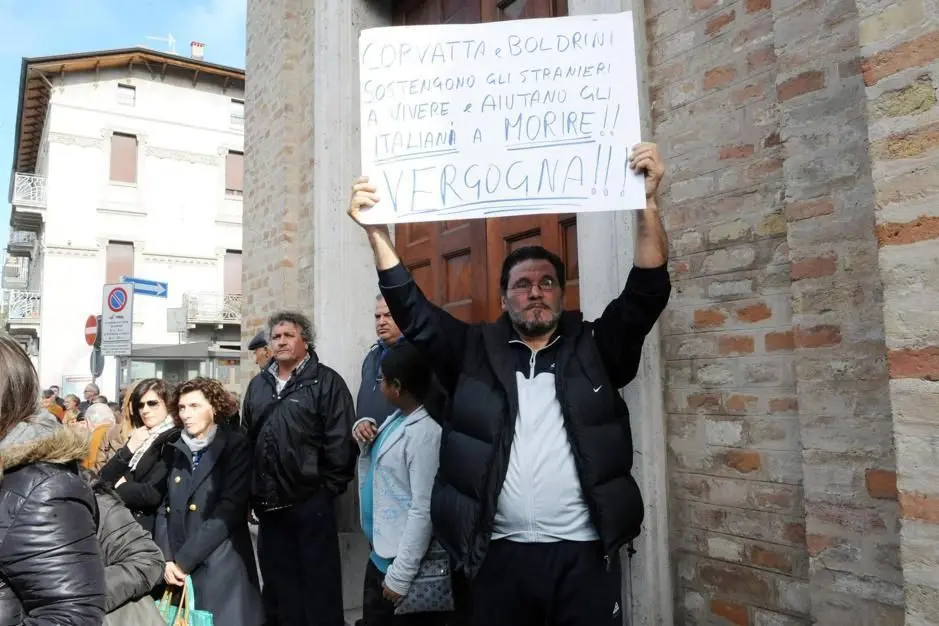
[650,0,904,622]
[650,0,808,622]
[242,0,314,365]
[858,1,939,624]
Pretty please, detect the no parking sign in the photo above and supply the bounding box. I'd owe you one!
[100,283,134,356]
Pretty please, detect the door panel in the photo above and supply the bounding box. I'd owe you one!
[395,0,481,24]
[482,0,568,21]
[391,0,579,323]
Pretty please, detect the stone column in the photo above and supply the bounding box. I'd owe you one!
[569,1,673,624]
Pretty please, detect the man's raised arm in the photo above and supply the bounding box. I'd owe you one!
[347,177,468,392]
[593,143,672,389]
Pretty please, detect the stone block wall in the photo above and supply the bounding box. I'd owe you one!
[858,1,939,624]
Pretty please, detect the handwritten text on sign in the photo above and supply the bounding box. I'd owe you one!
[357,12,645,224]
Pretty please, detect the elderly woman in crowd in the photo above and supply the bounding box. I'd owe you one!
[94,393,133,472]
[40,388,65,422]
[63,393,81,425]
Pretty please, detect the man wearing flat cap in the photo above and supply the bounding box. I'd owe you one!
[248,330,272,371]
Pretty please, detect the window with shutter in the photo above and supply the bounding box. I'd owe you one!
[117,84,136,106]
[110,133,138,184]
[224,250,242,295]
[105,242,134,284]
[230,99,244,127]
[225,151,244,197]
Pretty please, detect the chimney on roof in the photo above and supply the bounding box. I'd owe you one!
[190,41,205,60]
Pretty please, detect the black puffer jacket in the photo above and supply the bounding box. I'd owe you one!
[0,412,107,625]
[379,262,671,578]
[242,349,357,510]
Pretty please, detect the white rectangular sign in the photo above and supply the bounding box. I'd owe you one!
[101,283,134,357]
[358,11,645,224]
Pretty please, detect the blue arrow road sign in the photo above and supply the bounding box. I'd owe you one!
[121,276,168,298]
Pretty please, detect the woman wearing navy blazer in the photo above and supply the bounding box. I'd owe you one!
[152,377,263,626]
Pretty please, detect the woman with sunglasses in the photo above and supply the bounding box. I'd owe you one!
[99,378,180,533]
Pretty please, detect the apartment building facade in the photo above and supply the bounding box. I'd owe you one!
[6,47,246,399]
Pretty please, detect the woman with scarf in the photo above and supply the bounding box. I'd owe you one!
[99,378,180,533]
[152,377,263,626]
[0,334,106,623]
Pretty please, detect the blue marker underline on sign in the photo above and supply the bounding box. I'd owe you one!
[374,149,459,165]
[506,138,596,151]
[482,203,580,215]
[429,196,589,215]
[400,202,581,219]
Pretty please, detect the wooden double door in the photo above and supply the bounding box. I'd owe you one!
[392,0,580,323]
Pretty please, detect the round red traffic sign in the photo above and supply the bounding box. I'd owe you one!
[84,315,97,346]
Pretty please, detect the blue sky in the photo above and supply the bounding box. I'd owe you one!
[0,0,246,246]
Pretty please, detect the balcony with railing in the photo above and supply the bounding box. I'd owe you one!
[183,292,242,325]
[11,173,47,230]
[7,230,38,257]
[2,257,30,290]
[4,290,41,330]
[12,173,47,208]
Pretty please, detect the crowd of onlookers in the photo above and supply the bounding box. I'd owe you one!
[0,333,259,625]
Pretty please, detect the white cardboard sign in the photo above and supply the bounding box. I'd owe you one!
[358,11,645,224]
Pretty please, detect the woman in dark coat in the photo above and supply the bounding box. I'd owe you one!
[152,377,263,626]
[99,378,180,533]
[0,334,106,624]
[82,471,165,626]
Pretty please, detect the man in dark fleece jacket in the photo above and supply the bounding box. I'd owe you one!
[351,295,403,445]
[347,142,671,626]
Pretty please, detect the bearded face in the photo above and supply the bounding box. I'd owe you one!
[501,259,564,338]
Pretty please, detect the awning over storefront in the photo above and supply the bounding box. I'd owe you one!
[131,342,240,360]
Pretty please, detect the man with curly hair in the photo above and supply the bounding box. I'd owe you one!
[241,310,357,626]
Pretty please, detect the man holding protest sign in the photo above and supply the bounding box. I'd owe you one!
[347,142,670,625]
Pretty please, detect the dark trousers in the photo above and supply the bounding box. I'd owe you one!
[470,540,622,626]
[257,491,344,626]
[362,560,448,626]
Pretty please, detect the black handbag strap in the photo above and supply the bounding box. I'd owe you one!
[248,396,281,442]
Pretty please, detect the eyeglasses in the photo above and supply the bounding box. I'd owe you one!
[137,400,162,409]
[508,277,559,294]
